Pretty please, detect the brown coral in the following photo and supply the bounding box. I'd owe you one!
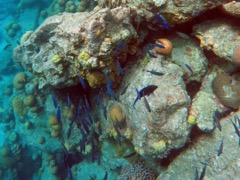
[110,106,125,124]
[212,73,240,109]
[232,44,240,64]
[13,72,27,90]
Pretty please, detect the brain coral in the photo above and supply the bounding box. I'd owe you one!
[118,163,155,180]
[13,72,27,90]
[12,96,27,117]
[212,73,240,109]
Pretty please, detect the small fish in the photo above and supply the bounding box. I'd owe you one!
[133,85,158,109]
[193,165,198,180]
[143,95,151,113]
[84,95,91,111]
[79,117,90,134]
[199,163,207,180]
[147,43,165,58]
[121,82,130,95]
[16,40,20,45]
[153,13,170,30]
[67,93,71,109]
[146,70,164,76]
[116,59,124,77]
[57,105,61,122]
[185,64,194,74]
[230,118,240,137]
[217,138,224,156]
[234,114,240,128]
[123,152,136,158]
[114,41,125,55]
[113,122,122,145]
[52,93,58,109]
[103,171,108,180]
[85,110,93,124]
[67,117,75,139]
[213,112,221,131]
[176,32,190,39]
[106,84,117,101]
[3,44,11,50]
[79,127,86,153]
[105,73,113,88]
[78,74,87,93]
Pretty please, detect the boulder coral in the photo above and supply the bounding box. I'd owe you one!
[212,73,240,109]
[23,95,35,107]
[13,72,27,90]
[12,96,27,117]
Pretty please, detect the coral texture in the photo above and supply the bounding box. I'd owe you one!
[212,73,240,109]
[118,163,155,180]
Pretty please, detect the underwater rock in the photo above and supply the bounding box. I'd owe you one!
[14,7,137,89]
[98,0,231,25]
[221,1,240,18]
[193,19,240,63]
[157,113,240,180]
[190,72,221,132]
[171,35,208,83]
[101,55,191,160]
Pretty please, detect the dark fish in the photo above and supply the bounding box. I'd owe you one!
[193,166,198,180]
[57,105,61,122]
[105,73,113,88]
[113,122,122,145]
[103,171,108,180]
[78,74,87,93]
[84,95,91,111]
[106,84,117,100]
[133,85,158,109]
[67,117,75,139]
[67,93,71,109]
[121,82,130,95]
[147,43,165,58]
[67,168,73,180]
[52,93,58,109]
[230,118,240,137]
[116,59,124,77]
[97,90,107,120]
[16,40,20,45]
[123,152,136,158]
[85,110,93,124]
[234,114,240,128]
[213,112,221,131]
[185,64,194,74]
[143,95,151,113]
[79,127,86,153]
[146,70,164,76]
[199,163,207,180]
[217,138,224,156]
[77,99,83,116]
[153,13,170,30]
[79,117,90,134]
[3,44,11,50]
[90,129,95,162]
[114,41,125,55]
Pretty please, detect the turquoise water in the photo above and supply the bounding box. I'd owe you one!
[2,1,240,180]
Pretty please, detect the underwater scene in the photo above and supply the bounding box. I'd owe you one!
[1,0,240,179]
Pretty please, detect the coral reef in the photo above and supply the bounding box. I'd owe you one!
[14,7,138,89]
[212,73,240,109]
[118,163,155,180]
[12,96,27,117]
[13,72,27,90]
